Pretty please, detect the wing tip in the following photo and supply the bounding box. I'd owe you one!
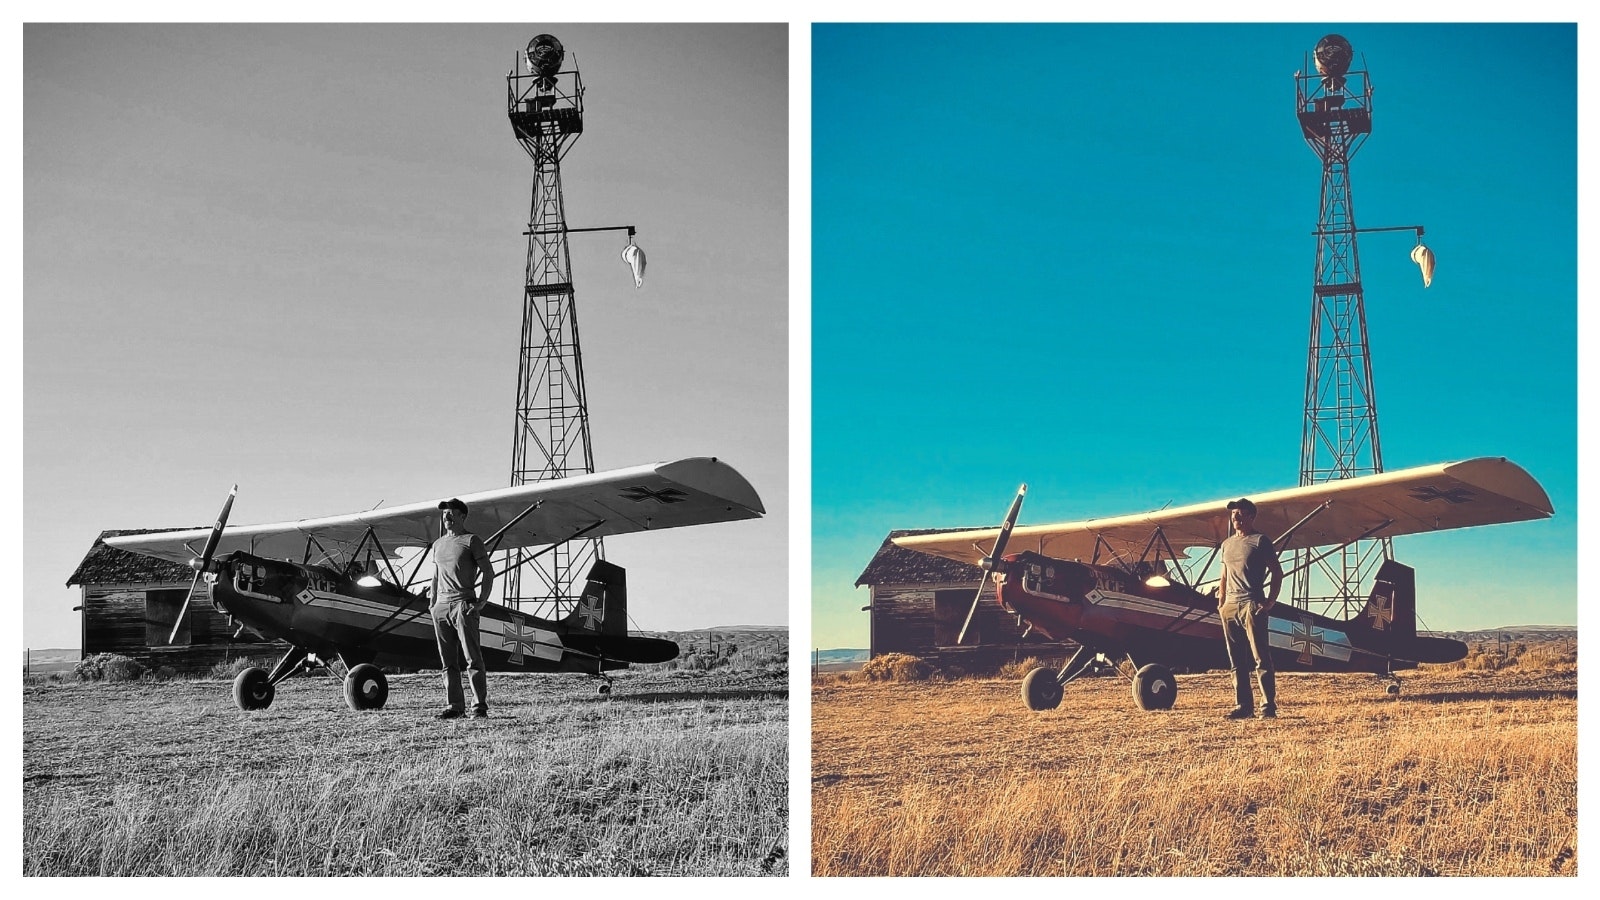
[1444,457,1555,517]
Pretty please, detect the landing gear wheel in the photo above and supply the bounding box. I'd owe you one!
[1132,663,1177,711]
[597,680,613,696]
[1385,680,1401,696]
[343,663,389,710]
[1021,666,1064,711]
[233,666,275,711]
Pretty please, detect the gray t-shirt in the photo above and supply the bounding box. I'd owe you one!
[432,532,491,603]
[1221,531,1277,605]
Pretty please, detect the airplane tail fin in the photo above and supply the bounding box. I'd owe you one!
[1348,559,1466,664]
[564,559,627,636]
[1351,559,1416,644]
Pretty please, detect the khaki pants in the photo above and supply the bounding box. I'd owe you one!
[1221,600,1276,711]
[432,600,487,714]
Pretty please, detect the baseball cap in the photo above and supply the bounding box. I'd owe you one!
[438,498,468,515]
[1226,498,1257,516]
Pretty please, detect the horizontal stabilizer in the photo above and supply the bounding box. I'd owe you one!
[564,633,680,664]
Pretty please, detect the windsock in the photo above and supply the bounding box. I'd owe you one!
[622,242,646,289]
[1410,244,1436,288]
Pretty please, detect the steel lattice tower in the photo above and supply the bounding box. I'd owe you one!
[1292,35,1392,620]
[503,35,601,619]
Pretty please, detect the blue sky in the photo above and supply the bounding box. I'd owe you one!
[812,23,1576,650]
[24,24,788,648]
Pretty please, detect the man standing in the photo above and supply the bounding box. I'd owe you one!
[430,498,494,719]
[1217,497,1285,719]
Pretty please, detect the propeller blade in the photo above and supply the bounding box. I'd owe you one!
[169,485,238,645]
[957,484,1028,645]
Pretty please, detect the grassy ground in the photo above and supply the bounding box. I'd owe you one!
[24,668,787,876]
[812,662,1575,877]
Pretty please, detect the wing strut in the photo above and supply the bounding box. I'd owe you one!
[486,500,545,555]
[1272,500,1332,552]
[1277,518,1395,579]
[492,519,608,580]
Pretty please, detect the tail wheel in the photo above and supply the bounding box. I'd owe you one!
[1132,663,1177,711]
[1385,680,1401,696]
[1021,666,1064,711]
[343,663,389,711]
[233,666,275,711]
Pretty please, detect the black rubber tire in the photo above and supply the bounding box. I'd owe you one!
[597,681,613,696]
[1021,666,1064,711]
[233,667,275,711]
[1385,681,1401,696]
[1132,663,1177,711]
[343,663,389,711]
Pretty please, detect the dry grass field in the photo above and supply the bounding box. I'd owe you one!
[25,667,787,876]
[813,654,1575,877]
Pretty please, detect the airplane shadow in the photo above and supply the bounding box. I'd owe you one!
[604,688,789,704]
[1392,687,1577,704]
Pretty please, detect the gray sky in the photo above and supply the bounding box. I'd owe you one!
[24,23,788,648]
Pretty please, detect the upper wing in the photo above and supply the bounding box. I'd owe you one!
[893,457,1552,566]
[104,457,764,566]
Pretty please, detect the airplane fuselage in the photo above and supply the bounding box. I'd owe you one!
[206,551,673,674]
[994,551,1463,674]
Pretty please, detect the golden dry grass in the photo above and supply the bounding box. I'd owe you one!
[812,663,1575,876]
[25,669,787,876]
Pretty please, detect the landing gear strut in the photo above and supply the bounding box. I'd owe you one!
[233,645,313,711]
[1019,645,1107,712]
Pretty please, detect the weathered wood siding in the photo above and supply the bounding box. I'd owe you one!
[868,581,1079,674]
[80,582,285,674]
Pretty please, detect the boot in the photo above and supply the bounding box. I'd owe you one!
[1257,671,1277,718]
[1225,670,1254,719]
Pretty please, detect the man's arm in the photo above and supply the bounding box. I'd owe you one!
[473,536,495,609]
[1217,541,1227,609]
[1263,543,1285,607]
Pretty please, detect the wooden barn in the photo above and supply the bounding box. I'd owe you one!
[855,529,1080,674]
[66,529,286,674]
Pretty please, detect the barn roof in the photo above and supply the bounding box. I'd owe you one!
[855,528,987,587]
[67,528,198,587]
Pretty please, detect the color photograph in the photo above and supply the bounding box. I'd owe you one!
[811,23,1575,877]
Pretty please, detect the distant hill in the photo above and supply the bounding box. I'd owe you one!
[24,649,80,675]
[813,649,868,664]
[1434,625,1576,643]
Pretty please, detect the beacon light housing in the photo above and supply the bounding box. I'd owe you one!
[526,34,565,90]
[1314,34,1354,90]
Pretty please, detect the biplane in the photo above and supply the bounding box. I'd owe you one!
[893,457,1552,712]
[104,457,764,711]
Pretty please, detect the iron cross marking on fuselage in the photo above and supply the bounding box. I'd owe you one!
[1292,619,1325,666]
[1409,486,1475,504]
[505,615,539,665]
[620,486,689,504]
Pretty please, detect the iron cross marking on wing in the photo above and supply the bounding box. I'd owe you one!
[1292,619,1325,666]
[1409,486,1475,504]
[621,486,690,504]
